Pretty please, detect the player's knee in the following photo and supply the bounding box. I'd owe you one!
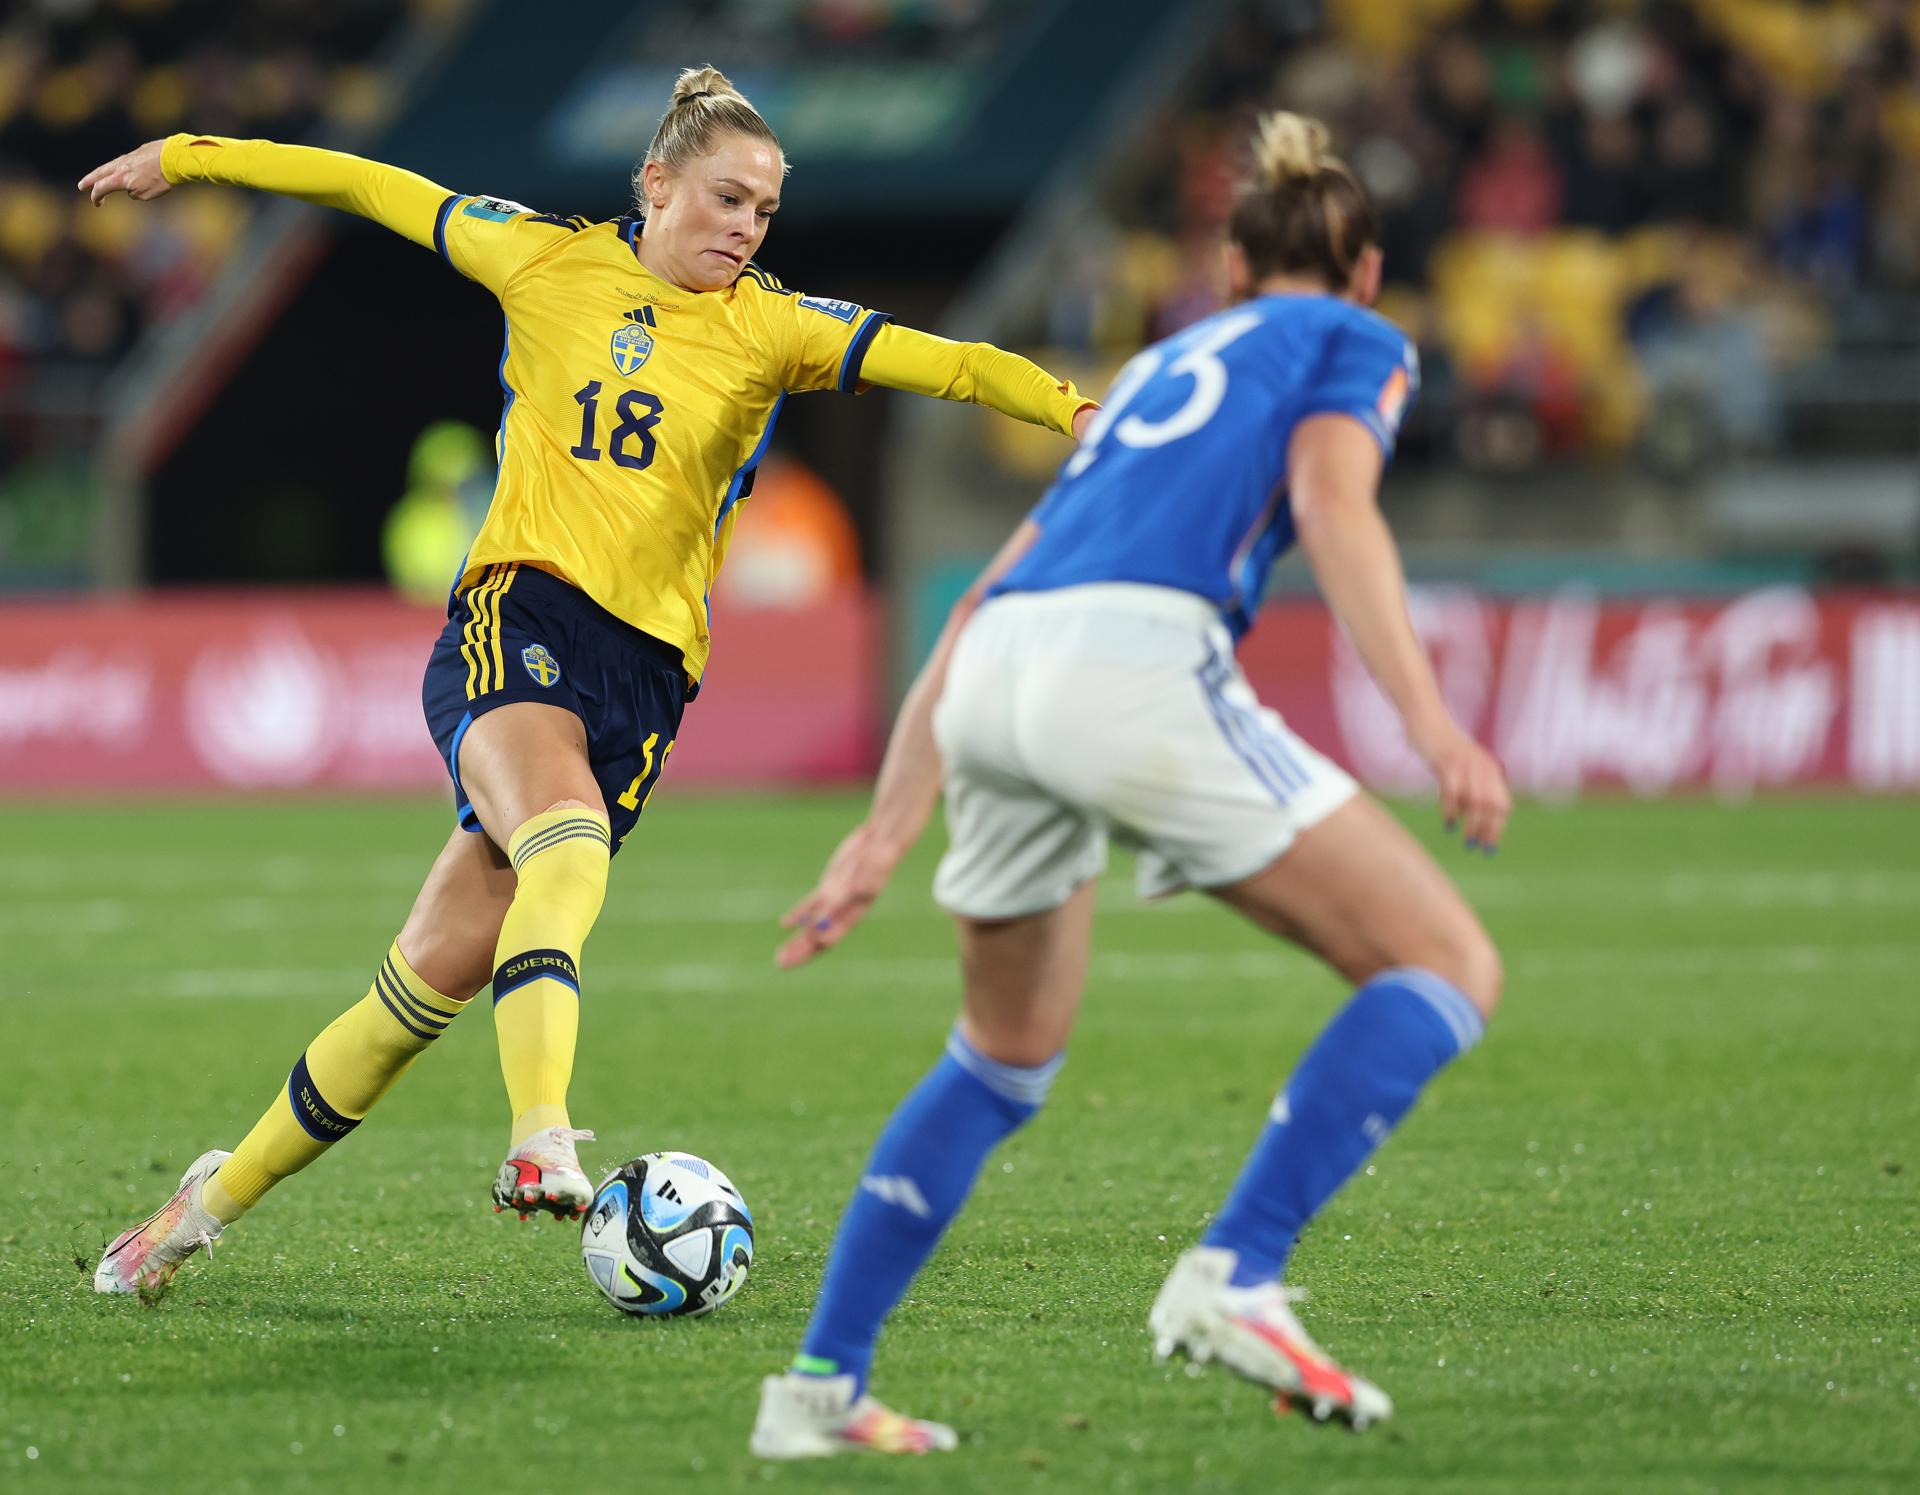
[521,844,610,920]
[1380,920,1500,1022]
[402,938,493,1004]
[506,803,612,931]
[1437,923,1502,1021]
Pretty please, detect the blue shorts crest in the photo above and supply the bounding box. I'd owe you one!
[521,642,562,686]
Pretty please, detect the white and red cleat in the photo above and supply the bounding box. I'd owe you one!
[491,1126,595,1220]
[1148,1245,1393,1430]
[93,1148,231,1298]
[749,1371,958,1459]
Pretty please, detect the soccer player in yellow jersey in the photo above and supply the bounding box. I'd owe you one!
[82,65,1096,1297]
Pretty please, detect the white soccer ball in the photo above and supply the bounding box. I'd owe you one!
[579,1151,754,1317]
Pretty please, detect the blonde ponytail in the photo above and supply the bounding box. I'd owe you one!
[1231,111,1375,289]
[637,64,785,200]
[1250,112,1335,188]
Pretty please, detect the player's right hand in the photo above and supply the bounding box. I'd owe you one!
[1413,721,1510,852]
[79,141,171,205]
[776,822,898,969]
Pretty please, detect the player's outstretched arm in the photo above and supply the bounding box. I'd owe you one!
[858,323,1098,440]
[1289,413,1510,851]
[81,135,450,250]
[776,520,1042,969]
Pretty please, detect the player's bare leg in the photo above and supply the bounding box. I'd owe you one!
[1150,794,1502,1427]
[1210,792,1502,1018]
[394,824,519,1001]
[953,876,1098,1066]
[459,702,612,1219]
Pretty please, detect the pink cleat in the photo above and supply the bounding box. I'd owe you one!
[94,1149,231,1298]
[1148,1246,1393,1430]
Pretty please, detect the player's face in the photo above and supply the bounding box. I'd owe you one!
[647,134,783,291]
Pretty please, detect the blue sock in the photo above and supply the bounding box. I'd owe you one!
[1202,966,1484,1287]
[795,1027,1061,1393]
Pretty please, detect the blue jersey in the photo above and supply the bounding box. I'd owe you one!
[994,294,1418,638]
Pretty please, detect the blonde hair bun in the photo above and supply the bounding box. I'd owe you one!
[671,65,742,108]
[641,64,784,185]
[1251,111,1334,188]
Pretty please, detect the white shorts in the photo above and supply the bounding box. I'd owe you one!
[931,584,1357,918]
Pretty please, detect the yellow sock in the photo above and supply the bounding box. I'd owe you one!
[492,807,611,1147]
[201,944,467,1225]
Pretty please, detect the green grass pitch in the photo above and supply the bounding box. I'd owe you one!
[3,792,1916,1493]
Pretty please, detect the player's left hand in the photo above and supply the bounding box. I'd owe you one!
[79,141,171,205]
[776,822,900,968]
[1071,402,1099,443]
[1415,721,1510,852]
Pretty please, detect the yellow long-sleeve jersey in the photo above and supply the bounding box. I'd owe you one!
[162,134,1092,681]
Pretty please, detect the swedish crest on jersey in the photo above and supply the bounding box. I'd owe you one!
[611,305,657,376]
[521,643,562,688]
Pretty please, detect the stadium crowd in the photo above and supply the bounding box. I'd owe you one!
[0,0,448,379]
[1057,0,1920,469]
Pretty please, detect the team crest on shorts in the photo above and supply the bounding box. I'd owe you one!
[521,643,562,687]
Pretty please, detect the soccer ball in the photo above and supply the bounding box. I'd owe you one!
[579,1151,754,1318]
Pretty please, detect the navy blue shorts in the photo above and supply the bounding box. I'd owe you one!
[421,563,689,854]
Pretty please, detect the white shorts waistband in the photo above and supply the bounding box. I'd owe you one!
[984,583,1222,630]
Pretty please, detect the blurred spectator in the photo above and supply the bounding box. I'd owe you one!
[1564,112,1646,234]
[1456,115,1562,235]
[382,420,489,607]
[1047,0,1920,474]
[1633,235,1784,471]
[0,0,445,582]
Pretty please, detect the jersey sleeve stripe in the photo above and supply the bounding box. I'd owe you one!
[837,310,891,393]
[433,192,462,263]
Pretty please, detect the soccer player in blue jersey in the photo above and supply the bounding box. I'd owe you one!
[78,67,1094,1298]
[751,112,1510,1456]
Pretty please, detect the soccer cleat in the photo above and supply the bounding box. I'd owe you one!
[749,1371,958,1459]
[1148,1246,1393,1430]
[93,1148,231,1298]
[491,1126,595,1220]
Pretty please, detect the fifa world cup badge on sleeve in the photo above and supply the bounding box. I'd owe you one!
[463,196,529,222]
[798,295,860,323]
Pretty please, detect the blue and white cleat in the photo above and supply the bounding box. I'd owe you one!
[1148,1246,1393,1430]
[94,1148,231,1298]
[492,1126,596,1221]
